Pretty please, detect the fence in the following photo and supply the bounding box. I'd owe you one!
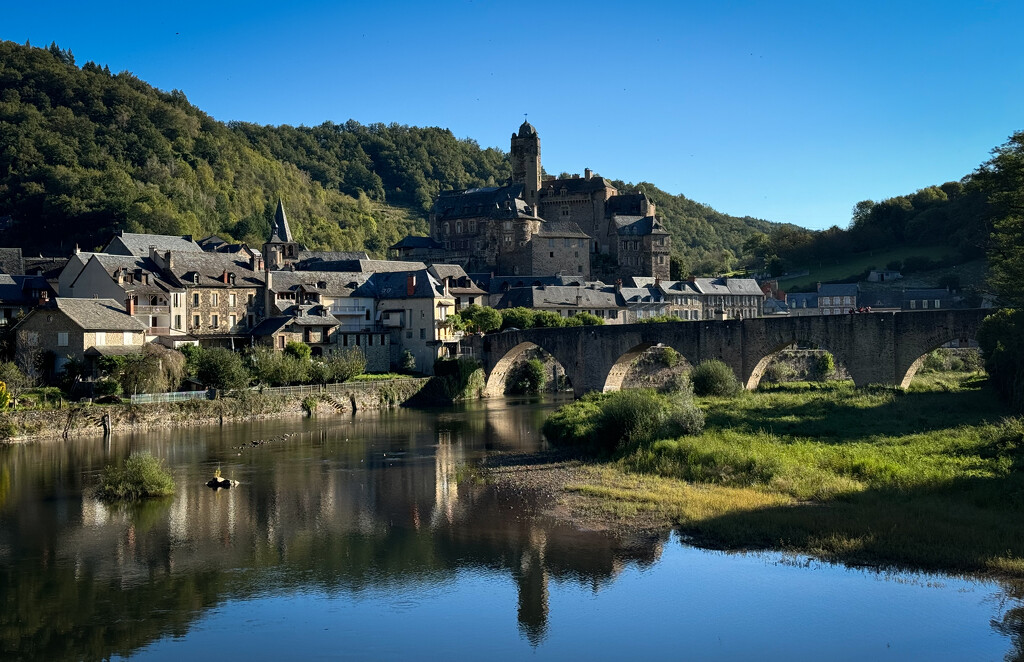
[129,378,428,403]
[130,390,212,404]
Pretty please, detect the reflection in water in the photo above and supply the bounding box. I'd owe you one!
[0,397,1021,660]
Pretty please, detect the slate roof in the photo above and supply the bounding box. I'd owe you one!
[354,270,448,300]
[268,270,370,298]
[293,256,408,273]
[615,216,669,236]
[605,193,650,217]
[534,220,590,238]
[0,248,24,275]
[431,184,539,221]
[617,286,665,305]
[52,298,147,331]
[0,274,53,304]
[82,254,179,295]
[390,236,443,250]
[197,235,228,251]
[277,304,340,327]
[515,120,537,136]
[497,285,620,310]
[106,232,203,256]
[786,292,818,308]
[693,277,764,297]
[163,252,265,288]
[22,256,68,281]
[539,176,613,196]
[428,264,469,281]
[817,283,859,298]
[904,288,952,299]
[269,200,294,243]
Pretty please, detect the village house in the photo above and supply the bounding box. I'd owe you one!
[426,264,487,311]
[903,288,954,311]
[61,253,186,338]
[816,283,859,315]
[104,231,203,256]
[496,283,625,323]
[0,274,54,326]
[690,278,765,320]
[630,277,704,320]
[14,298,146,375]
[615,283,670,322]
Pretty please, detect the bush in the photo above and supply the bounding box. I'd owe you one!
[400,350,417,374]
[0,381,9,410]
[97,452,175,501]
[197,348,250,391]
[326,348,366,382]
[284,341,312,361]
[500,307,536,330]
[690,360,742,397]
[571,312,604,326]
[459,304,503,333]
[978,309,1024,411]
[93,378,122,397]
[532,311,565,328]
[763,361,795,384]
[507,358,547,395]
[659,346,681,368]
[815,351,836,378]
[659,396,706,437]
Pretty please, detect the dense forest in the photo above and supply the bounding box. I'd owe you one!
[0,40,789,268]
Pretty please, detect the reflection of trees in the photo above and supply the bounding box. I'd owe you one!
[993,582,1024,662]
[0,402,663,659]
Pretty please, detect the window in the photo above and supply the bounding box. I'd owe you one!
[174,315,182,329]
[193,293,200,307]
[469,220,476,232]
[247,314,254,328]
[406,330,412,339]
[365,310,371,320]
[212,293,219,307]
[57,332,68,346]
[193,315,200,328]
[278,335,285,349]
[248,294,254,305]
[922,300,928,309]
[548,238,554,248]
[211,314,219,329]
[230,314,237,328]
[173,293,180,307]
[420,328,426,340]
[549,252,554,258]
[95,331,106,345]
[343,334,349,346]
[229,294,236,307]
[934,299,941,308]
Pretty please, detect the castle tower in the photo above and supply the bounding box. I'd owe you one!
[511,120,541,209]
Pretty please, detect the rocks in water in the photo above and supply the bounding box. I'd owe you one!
[206,476,238,489]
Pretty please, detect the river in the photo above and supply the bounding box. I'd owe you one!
[1,398,1021,660]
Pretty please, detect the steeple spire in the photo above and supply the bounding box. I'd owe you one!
[271,199,293,243]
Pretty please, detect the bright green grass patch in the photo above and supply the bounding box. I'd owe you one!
[782,245,952,292]
[97,452,175,501]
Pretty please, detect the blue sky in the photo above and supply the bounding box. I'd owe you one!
[5,1,1023,230]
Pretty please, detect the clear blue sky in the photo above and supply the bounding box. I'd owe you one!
[5,1,1023,230]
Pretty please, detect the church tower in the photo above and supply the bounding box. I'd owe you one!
[511,120,541,209]
[263,199,301,270]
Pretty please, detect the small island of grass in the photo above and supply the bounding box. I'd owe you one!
[97,452,176,501]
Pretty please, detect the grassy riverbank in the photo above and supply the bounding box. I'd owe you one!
[529,373,1024,578]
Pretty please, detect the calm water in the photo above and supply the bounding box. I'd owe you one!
[1,398,1021,661]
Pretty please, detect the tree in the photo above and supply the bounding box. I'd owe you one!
[976,131,1024,308]
[507,358,547,395]
[196,348,249,391]
[0,361,33,409]
[459,305,502,333]
[570,312,604,326]
[284,341,312,361]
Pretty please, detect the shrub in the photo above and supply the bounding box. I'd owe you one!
[196,348,250,391]
[763,361,795,384]
[532,311,565,328]
[301,395,319,415]
[93,378,122,397]
[460,305,503,333]
[978,309,1024,412]
[400,350,417,374]
[571,312,604,326]
[507,358,547,395]
[500,307,536,330]
[0,381,9,410]
[327,348,366,382]
[97,452,175,501]
[815,351,836,378]
[659,346,681,368]
[690,360,742,397]
[659,397,706,437]
[284,341,312,361]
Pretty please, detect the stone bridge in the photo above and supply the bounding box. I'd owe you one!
[463,309,989,397]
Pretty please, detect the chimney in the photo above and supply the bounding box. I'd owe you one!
[264,268,273,317]
[125,296,135,316]
[655,276,661,287]
[38,291,49,307]
[585,168,592,180]
[164,250,173,270]
[615,279,622,291]
[816,282,822,292]
[407,273,416,296]
[221,269,229,284]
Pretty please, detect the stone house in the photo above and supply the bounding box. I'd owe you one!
[146,249,265,347]
[427,265,487,311]
[62,253,186,337]
[616,284,669,322]
[816,283,859,315]
[14,298,146,374]
[692,277,765,320]
[250,304,339,353]
[903,288,954,311]
[0,274,53,327]
[356,270,457,374]
[496,283,626,324]
[786,291,818,316]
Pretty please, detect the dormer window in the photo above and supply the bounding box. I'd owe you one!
[193,273,200,284]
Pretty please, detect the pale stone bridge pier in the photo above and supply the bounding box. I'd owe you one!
[464,310,989,397]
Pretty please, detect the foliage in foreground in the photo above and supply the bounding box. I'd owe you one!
[548,374,1024,576]
[689,359,742,396]
[543,388,705,453]
[97,452,175,501]
[979,309,1024,412]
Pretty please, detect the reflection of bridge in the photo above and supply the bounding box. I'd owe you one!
[466,310,989,396]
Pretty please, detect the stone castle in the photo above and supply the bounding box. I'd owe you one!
[404,121,671,280]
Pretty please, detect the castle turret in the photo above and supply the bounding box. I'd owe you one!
[263,199,301,270]
[511,120,541,209]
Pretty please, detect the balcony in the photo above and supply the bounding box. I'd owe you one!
[136,304,170,315]
[329,305,369,316]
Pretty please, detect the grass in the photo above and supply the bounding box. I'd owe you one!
[350,372,413,381]
[97,452,175,501]
[781,245,953,291]
[543,371,1024,577]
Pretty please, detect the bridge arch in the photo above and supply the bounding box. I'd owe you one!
[897,338,979,388]
[482,341,575,398]
[603,342,698,392]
